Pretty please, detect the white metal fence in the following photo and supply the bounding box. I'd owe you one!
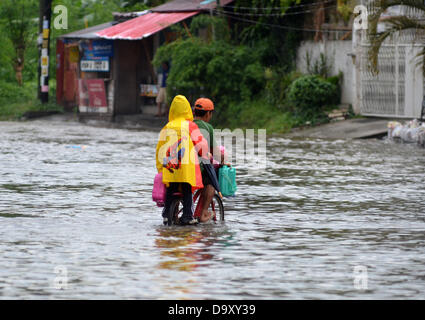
[358,40,424,118]
[355,2,425,118]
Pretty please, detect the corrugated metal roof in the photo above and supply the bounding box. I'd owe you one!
[151,0,234,12]
[59,22,115,39]
[96,11,199,40]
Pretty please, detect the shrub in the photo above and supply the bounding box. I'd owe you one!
[218,98,295,133]
[0,80,36,104]
[325,71,343,104]
[153,38,265,121]
[0,80,62,120]
[189,15,230,42]
[287,75,339,117]
[305,51,333,78]
[265,69,302,109]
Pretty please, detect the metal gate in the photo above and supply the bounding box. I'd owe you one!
[355,4,425,118]
[358,43,424,118]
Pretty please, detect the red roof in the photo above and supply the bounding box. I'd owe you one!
[96,11,199,40]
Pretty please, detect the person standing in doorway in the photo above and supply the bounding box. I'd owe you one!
[156,61,169,117]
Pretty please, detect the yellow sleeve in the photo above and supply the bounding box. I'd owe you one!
[156,129,165,173]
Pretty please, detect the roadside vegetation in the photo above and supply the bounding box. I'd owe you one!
[0,0,154,120]
[153,4,343,133]
[0,80,62,120]
[0,0,350,131]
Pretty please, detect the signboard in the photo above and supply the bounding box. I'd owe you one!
[68,45,79,63]
[41,56,49,66]
[40,20,50,94]
[87,80,108,108]
[78,79,108,113]
[140,84,158,97]
[81,40,114,59]
[43,28,50,39]
[80,58,109,72]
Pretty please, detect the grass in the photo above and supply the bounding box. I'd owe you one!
[0,80,339,133]
[0,80,63,121]
[215,98,318,134]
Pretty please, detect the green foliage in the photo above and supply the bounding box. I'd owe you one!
[232,0,302,68]
[153,37,265,120]
[325,71,343,103]
[0,0,38,47]
[265,69,302,109]
[0,0,38,84]
[189,15,230,42]
[367,0,425,74]
[51,0,149,37]
[0,0,151,108]
[0,80,63,120]
[152,5,337,131]
[302,51,342,113]
[0,28,15,82]
[0,0,341,132]
[218,98,295,133]
[0,0,150,86]
[0,80,36,104]
[337,0,356,24]
[305,51,333,78]
[287,75,339,118]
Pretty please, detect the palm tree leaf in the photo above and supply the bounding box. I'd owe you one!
[367,1,425,74]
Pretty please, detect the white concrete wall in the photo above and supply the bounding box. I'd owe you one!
[404,45,424,118]
[296,40,355,107]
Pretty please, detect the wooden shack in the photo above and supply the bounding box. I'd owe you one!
[56,0,234,122]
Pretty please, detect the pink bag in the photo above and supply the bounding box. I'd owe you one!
[152,172,166,207]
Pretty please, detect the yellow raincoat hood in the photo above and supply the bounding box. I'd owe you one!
[168,95,193,122]
[155,95,203,191]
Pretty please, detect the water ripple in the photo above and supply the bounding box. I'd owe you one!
[0,120,424,299]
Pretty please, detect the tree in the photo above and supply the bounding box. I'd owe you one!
[0,0,38,86]
[368,0,425,73]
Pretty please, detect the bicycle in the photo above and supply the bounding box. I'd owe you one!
[166,187,224,226]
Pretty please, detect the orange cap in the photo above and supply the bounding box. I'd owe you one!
[194,98,214,111]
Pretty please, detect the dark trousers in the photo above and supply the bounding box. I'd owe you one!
[163,183,193,220]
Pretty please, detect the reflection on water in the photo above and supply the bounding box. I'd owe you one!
[0,119,424,299]
[155,226,215,272]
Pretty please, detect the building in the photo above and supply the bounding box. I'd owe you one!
[296,1,425,118]
[56,0,234,122]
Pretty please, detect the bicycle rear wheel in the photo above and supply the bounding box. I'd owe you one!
[167,198,184,226]
[168,193,224,225]
[211,194,224,221]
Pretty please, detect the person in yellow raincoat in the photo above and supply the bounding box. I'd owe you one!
[156,95,209,225]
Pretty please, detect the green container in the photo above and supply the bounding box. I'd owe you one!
[219,166,237,197]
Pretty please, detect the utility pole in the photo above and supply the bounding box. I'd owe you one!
[38,0,53,103]
[213,0,221,41]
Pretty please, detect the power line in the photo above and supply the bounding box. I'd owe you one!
[215,9,350,33]
[224,0,337,11]
[215,5,337,17]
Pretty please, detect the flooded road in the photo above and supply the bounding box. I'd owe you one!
[0,119,424,299]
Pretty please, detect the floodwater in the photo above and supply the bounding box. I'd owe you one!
[0,118,424,299]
